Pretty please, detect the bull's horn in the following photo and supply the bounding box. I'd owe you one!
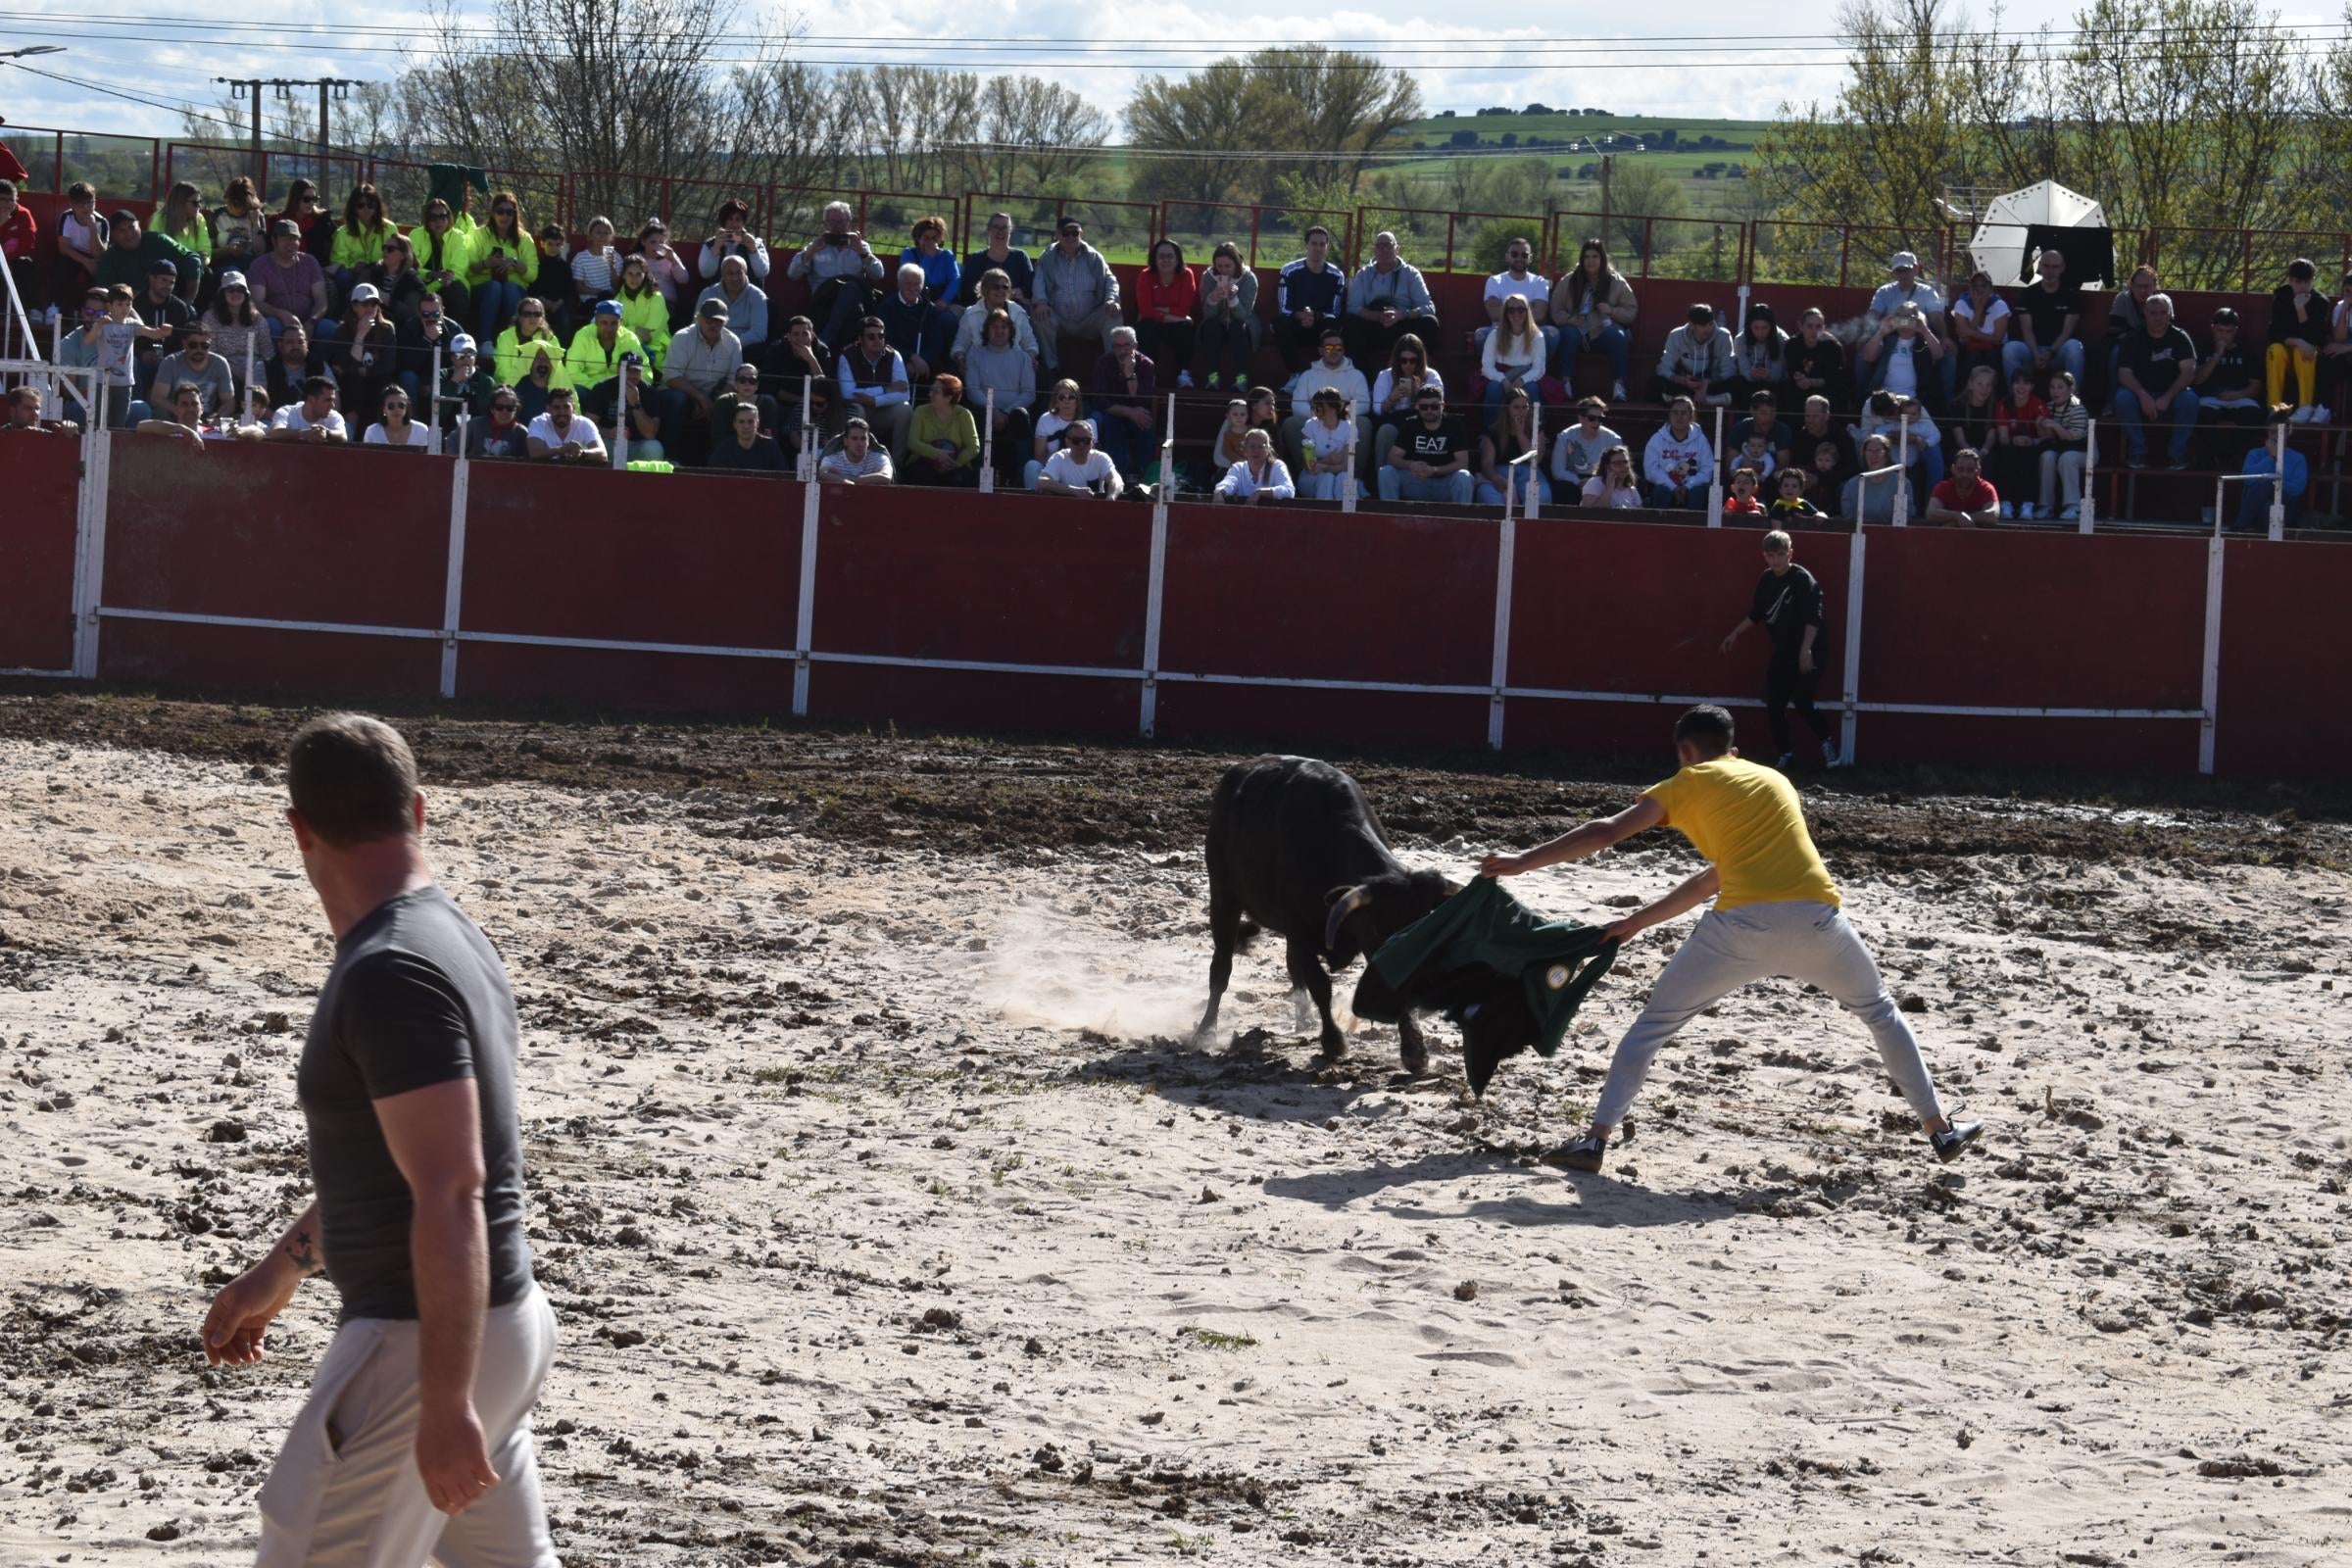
[1324,886,1372,953]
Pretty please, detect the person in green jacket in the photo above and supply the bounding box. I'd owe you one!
[902,373,980,484]
[409,199,474,324]
[492,297,568,389]
[613,254,671,372]
[1481,703,1984,1175]
[327,182,397,294]
[158,181,212,299]
[564,302,644,392]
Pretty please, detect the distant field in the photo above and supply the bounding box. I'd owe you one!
[1389,112,1776,152]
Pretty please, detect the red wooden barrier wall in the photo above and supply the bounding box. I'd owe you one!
[1857,529,2207,772]
[0,434,80,672]
[1506,516,1794,759]
[97,441,447,695]
[3,435,2343,779]
[1154,503,1495,746]
[458,464,803,713]
[804,484,1151,734]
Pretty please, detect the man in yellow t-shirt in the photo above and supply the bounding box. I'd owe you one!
[1480,703,1983,1175]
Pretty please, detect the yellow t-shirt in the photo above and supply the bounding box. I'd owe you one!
[1642,758,1840,912]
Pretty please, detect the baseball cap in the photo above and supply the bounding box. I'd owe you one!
[697,297,729,318]
[148,258,178,274]
[449,333,477,356]
[218,270,248,290]
[594,299,623,318]
[1889,250,1919,270]
[618,349,645,367]
[1058,219,1082,235]
[270,219,302,237]
[348,282,381,304]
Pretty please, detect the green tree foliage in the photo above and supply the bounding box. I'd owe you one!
[1126,47,1421,206]
[1751,0,2350,288]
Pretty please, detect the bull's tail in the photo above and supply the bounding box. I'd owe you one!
[1233,918,1262,952]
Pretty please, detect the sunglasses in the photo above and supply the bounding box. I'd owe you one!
[495,205,516,215]
[492,401,519,412]
[518,309,544,318]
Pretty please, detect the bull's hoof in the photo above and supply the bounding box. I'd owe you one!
[1317,1030,1348,1061]
[1397,1044,1430,1077]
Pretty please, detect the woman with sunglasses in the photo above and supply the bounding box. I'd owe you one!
[491,296,567,390]
[1370,333,1443,425]
[1481,296,1546,412]
[467,190,539,339]
[464,385,531,459]
[328,183,394,296]
[362,384,433,450]
[334,281,400,426]
[360,233,426,325]
[409,199,473,324]
[1476,386,1551,507]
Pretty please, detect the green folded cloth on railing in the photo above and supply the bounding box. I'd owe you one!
[624,460,675,474]
[1353,875,1617,1097]
[427,163,491,214]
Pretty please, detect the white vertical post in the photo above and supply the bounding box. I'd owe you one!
[2078,416,2097,532]
[1526,398,1544,519]
[2268,417,2287,540]
[1705,402,1725,523]
[2198,532,2224,775]
[1342,397,1358,513]
[977,387,995,494]
[792,468,821,717]
[1160,391,1176,493]
[428,342,444,455]
[1892,416,1911,527]
[2211,474,2227,538]
[1140,429,1172,739]
[242,332,256,422]
[51,316,64,416]
[69,413,112,681]
[1838,522,1865,766]
[1734,282,1750,344]
[1488,505,1517,751]
[609,368,627,469]
[795,375,815,482]
[441,459,469,698]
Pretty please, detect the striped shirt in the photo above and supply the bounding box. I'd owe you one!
[818,446,893,482]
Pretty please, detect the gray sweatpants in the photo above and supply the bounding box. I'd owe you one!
[1593,900,1944,1131]
[256,1283,558,1568]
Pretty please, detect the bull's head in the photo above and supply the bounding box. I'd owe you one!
[1322,868,1457,967]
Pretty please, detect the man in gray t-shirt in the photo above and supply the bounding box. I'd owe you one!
[145,327,236,417]
[203,713,557,1567]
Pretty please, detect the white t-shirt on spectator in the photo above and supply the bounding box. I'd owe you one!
[1040,448,1120,494]
[1951,295,2010,336]
[1881,340,1923,397]
[364,421,434,448]
[526,412,608,457]
[1484,271,1548,310]
[270,404,348,438]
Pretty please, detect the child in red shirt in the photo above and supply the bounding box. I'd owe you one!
[1723,465,1767,518]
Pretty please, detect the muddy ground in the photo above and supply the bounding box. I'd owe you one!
[0,690,2346,1567]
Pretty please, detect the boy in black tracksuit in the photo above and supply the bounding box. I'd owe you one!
[1721,528,1841,771]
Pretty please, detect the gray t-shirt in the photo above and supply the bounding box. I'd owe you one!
[297,886,533,1322]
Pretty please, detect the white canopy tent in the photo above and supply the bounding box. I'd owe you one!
[1967,180,2109,285]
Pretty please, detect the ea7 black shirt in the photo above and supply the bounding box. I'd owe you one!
[1398,417,1465,466]
[1750,564,1827,659]
[298,887,533,1322]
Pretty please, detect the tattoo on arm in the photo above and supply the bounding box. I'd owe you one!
[283,1223,324,1277]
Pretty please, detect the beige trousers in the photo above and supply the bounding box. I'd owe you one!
[256,1284,558,1568]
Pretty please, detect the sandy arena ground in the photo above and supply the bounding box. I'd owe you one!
[0,695,2347,1567]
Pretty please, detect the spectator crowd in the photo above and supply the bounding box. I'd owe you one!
[0,171,2330,529]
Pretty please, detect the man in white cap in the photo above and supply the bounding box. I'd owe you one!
[1868,251,1944,332]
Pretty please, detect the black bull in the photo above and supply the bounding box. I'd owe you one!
[1195,756,1455,1072]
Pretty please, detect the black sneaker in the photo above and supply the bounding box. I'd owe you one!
[1930,1120,1985,1162]
[1775,751,1795,772]
[1542,1132,1608,1173]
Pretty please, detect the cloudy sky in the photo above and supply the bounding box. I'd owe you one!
[1,0,2103,144]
